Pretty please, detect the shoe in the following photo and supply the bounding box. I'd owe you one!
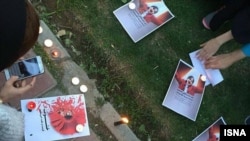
[245,116,250,125]
[202,6,225,30]
[202,11,217,30]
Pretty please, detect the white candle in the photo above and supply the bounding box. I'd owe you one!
[39,26,43,34]
[121,117,129,123]
[44,39,53,47]
[76,124,84,132]
[129,2,136,10]
[200,75,207,82]
[80,84,88,93]
[71,77,80,85]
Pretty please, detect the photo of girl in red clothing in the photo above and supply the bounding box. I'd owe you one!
[175,73,204,95]
[138,0,173,26]
[162,59,206,121]
[174,60,205,96]
[193,117,226,141]
[113,0,174,42]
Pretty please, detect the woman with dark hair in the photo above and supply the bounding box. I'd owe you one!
[196,0,250,69]
[0,0,40,140]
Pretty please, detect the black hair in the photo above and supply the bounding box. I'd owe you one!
[150,6,158,14]
[0,0,39,71]
[187,76,195,84]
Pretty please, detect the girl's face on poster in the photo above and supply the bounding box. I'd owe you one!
[187,77,194,86]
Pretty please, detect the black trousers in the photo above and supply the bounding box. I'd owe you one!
[210,0,250,31]
[210,0,250,44]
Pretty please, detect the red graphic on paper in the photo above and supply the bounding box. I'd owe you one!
[37,95,86,135]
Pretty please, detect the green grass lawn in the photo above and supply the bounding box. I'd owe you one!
[38,0,250,140]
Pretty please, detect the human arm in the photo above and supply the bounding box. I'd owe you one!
[0,76,36,103]
[196,30,234,61]
[0,104,25,141]
[204,43,249,69]
[204,49,246,69]
[241,43,250,56]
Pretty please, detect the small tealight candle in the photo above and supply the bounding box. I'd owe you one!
[44,39,53,47]
[39,26,43,34]
[51,49,61,58]
[200,75,206,82]
[76,124,84,132]
[27,101,36,112]
[72,77,80,85]
[114,117,129,126]
[80,84,88,93]
[128,2,136,10]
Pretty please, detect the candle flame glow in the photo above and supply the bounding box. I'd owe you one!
[121,117,129,124]
[50,49,61,58]
[51,50,59,58]
[27,101,36,110]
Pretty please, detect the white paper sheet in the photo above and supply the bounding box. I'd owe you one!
[189,50,224,86]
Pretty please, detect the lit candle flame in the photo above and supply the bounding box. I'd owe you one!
[114,117,129,126]
[52,51,59,58]
[50,49,61,58]
[27,101,36,111]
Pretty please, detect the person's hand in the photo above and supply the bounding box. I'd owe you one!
[204,49,246,69]
[0,76,36,102]
[204,54,235,69]
[196,38,221,61]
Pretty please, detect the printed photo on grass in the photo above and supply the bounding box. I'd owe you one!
[162,59,206,121]
[21,94,90,141]
[192,117,226,141]
[113,0,174,42]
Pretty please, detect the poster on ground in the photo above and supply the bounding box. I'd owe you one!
[21,94,90,141]
[162,59,206,121]
[192,117,226,141]
[113,0,175,42]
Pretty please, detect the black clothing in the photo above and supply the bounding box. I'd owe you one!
[210,0,250,44]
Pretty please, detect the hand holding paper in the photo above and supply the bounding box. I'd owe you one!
[189,50,223,86]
